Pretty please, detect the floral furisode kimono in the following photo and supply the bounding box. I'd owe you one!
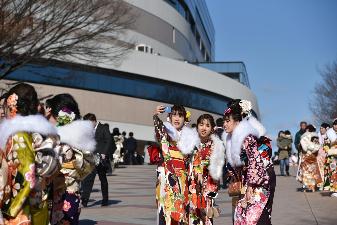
[187,134,225,225]
[51,120,95,225]
[153,115,197,225]
[0,115,59,225]
[226,117,276,225]
[323,128,337,193]
[317,133,330,189]
[296,132,322,190]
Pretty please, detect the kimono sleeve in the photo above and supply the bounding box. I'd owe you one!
[153,115,167,141]
[204,175,219,198]
[244,135,266,187]
[4,132,36,218]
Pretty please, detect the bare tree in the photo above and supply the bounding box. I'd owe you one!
[310,61,337,123]
[0,0,135,79]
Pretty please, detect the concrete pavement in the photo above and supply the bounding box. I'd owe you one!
[79,165,337,225]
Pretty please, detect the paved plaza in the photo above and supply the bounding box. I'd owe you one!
[79,165,337,225]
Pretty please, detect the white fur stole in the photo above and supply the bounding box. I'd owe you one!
[57,120,96,153]
[0,115,57,150]
[209,134,226,180]
[327,128,337,143]
[225,117,266,167]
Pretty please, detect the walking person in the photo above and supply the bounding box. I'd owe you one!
[277,130,292,176]
[81,113,111,207]
[125,132,137,165]
[153,105,197,224]
[0,83,59,225]
[45,94,95,225]
[296,125,322,192]
[224,99,276,225]
[317,123,331,190]
[187,114,225,225]
[295,121,307,164]
[324,119,337,197]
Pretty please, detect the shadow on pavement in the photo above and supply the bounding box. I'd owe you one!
[88,199,122,207]
[79,219,97,225]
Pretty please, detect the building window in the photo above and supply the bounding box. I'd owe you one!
[172,27,176,44]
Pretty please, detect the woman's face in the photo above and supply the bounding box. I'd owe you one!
[320,127,327,135]
[197,119,212,140]
[170,111,185,130]
[333,124,337,132]
[223,115,239,134]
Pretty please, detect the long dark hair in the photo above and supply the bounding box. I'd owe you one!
[6,83,38,116]
[45,94,81,120]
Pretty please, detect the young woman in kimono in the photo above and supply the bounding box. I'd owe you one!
[45,94,95,225]
[0,83,59,225]
[323,119,337,197]
[186,114,225,225]
[296,125,322,192]
[224,99,276,225]
[153,105,197,225]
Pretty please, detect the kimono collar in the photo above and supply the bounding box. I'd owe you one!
[225,116,266,168]
[0,114,57,150]
[57,120,96,153]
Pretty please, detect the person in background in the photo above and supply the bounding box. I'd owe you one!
[81,113,111,207]
[277,130,292,176]
[297,125,322,192]
[125,132,137,165]
[295,121,307,163]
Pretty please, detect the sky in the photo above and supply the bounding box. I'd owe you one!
[206,0,337,144]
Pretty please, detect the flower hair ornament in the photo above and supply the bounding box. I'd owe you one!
[57,107,76,126]
[6,93,18,118]
[239,100,252,117]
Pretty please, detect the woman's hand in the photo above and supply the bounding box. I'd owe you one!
[154,105,165,115]
[246,186,253,202]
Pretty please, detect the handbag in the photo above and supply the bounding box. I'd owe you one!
[228,175,242,197]
[206,198,220,218]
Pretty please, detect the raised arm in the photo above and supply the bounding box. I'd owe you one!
[153,105,166,141]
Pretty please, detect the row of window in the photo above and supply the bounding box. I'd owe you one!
[163,0,211,62]
[7,61,231,115]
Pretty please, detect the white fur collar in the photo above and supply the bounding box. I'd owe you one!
[226,117,266,167]
[163,122,179,141]
[209,134,225,180]
[0,115,57,150]
[177,127,199,155]
[57,120,96,153]
[327,128,337,143]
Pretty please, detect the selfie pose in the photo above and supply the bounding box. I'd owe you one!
[153,105,197,224]
[224,99,276,225]
[186,114,225,225]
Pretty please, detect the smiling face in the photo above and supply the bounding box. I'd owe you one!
[223,115,239,134]
[320,126,327,135]
[197,118,213,140]
[170,111,185,130]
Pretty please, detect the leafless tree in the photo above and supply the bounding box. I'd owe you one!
[310,61,337,123]
[0,0,135,79]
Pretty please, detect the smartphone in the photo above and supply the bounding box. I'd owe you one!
[164,106,171,113]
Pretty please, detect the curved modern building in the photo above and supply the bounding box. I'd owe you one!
[2,0,259,143]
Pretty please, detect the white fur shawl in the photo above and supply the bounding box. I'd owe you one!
[225,117,266,167]
[0,115,57,150]
[209,134,226,180]
[327,128,337,143]
[57,120,96,153]
[164,122,199,155]
[300,131,320,153]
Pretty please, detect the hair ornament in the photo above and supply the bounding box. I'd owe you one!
[7,93,18,118]
[239,100,252,115]
[57,107,76,126]
[224,107,232,115]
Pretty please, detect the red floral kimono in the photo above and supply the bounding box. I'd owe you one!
[188,136,224,225]
[153,115,190,224]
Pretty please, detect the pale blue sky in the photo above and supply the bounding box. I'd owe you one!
[206,0,337,143]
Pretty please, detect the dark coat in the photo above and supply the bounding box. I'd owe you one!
[126,137,137,153]
[95,123,112,155]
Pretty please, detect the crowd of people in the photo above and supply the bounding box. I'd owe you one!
[5,82,336,225]
[294,121,337,196]
[0,83,141,225]
[151,99,275,225]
